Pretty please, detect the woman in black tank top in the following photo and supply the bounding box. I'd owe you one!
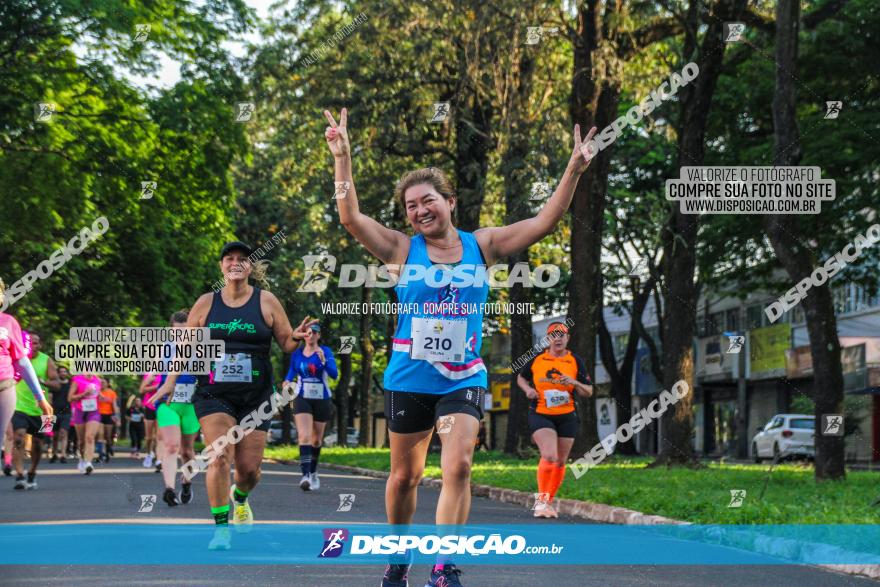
[157,241,316,548]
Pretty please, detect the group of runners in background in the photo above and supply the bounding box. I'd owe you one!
[0,106,597,587]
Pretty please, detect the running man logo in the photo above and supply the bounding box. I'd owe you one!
[34,102,57,122]
[140,181,156,200]
[824,101,843,119]
[822,414,844,436]
[133,23,151,42]
[532,492,550,510]
[208,318,256,335]
[318,528,349,558]
[38,415,56,434]
[334,181,350,199]
[337,494,355,512]
[235,102,256,122]
[726,335,745,354]
[530,181,551,200]
[298,254,337,293]
[525,26,559,44]
[437,415,455,434]
[723,22,745,42]
[727,489,746,508]
[541,367,564,383]
[138,494,157,513]
[430,102,450,123]
[337,336,355,355]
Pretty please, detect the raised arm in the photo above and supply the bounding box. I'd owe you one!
[475,124,597,265]
[324,108,409,264]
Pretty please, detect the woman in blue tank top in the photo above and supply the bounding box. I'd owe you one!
[283,322,338,492]
[324,108,597,587]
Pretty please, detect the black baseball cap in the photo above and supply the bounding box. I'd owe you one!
[219,241,253,259]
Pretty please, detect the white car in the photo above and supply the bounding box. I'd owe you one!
[752,414,815,462]
[268,421,297,445]
[323,427,360,448]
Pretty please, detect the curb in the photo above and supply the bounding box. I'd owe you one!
[266,458,684,526]
[264,458,880,580]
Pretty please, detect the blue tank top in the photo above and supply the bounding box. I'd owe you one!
[384,229,489,394]
[159,342,196,405]
[286,346,338,400]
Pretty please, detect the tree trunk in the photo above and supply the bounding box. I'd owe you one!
[336,351,352,446]
[281,402,293,444]
[597,277,655,455]
[455,96,492,232]
[504,249,534,455]
[765,0,844,480]
[501,47,536,456]
[597,310,636,455]
[569,0,621,457]
[357,286,373,446]
[654,0,746,467]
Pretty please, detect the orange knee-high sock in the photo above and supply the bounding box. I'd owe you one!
[537,459,555,498]
[549,465,566,500]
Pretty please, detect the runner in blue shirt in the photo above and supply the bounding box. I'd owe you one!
[283,322,338,491]
[323,107,597,587]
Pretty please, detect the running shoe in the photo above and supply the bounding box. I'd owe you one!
[208,526,231,551]
[77,459,86,473]
[3,463,12,476]
[532,501,551,518]
[310,473,320,490]
[546,503,559,518]
[163,487,181,507]
[50,455,58,463]
[143,454,153,468]
[382,563,410,587]
[60,456,67,464]
[180,482,194,504]
[229,485,254,532]
[14,475,26,490]
[25,474,37,490]
[424,564,464,587]
[84,462,94,475]
[155,461,162,473]
[299,474,311,491]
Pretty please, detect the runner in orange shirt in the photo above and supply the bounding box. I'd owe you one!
[96,378,119,463]
[516,322,593,517]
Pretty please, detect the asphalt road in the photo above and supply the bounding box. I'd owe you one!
[0,453,875,587]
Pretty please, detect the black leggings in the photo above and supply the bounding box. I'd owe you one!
[129,421,145,451]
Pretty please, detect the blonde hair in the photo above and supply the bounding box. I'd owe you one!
[0,277,5,308]
[249,259,269,288]
[234,258,269,288]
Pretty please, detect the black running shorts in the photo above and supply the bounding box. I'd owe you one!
[293,396,334,423]
[384,387,486,434]
[528,410,580,438]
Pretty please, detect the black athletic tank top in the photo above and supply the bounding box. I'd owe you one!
[205,287,273,356]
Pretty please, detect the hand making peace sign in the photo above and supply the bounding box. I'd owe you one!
[324,108,350,159]
[569,123,599,174]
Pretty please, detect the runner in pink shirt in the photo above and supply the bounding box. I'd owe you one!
[68,373,102,474]
[139,372,161,468]
[0,281,53,464]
